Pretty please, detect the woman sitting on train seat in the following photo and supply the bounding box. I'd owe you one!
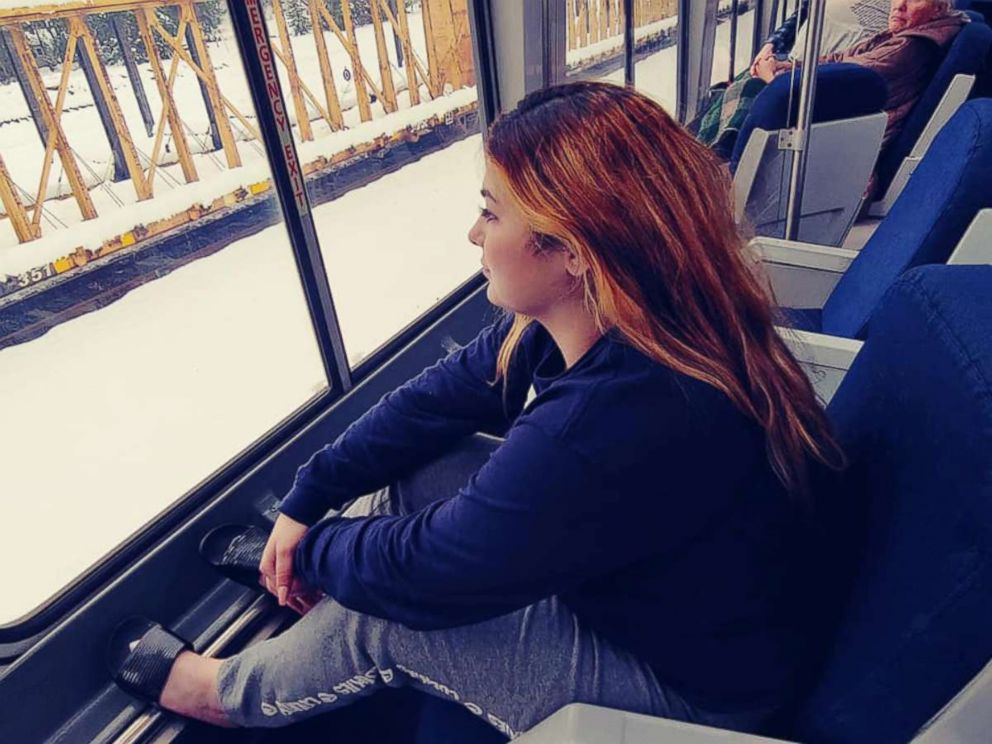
[697,0,967,158]
[109,81,845,739]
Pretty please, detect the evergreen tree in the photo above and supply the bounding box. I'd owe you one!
[192,1,226,42]
[284,0,312,36]
[322,0,373,28]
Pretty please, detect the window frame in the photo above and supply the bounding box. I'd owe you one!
[0,0,498,647]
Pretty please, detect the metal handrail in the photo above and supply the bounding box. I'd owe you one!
[624,0,635,85]
[728,0,740,82]
[111,595,279,744]
[783,0,826,241]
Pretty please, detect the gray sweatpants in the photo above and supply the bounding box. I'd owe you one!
[216,435,776,738]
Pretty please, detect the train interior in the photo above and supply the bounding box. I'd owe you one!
[0,1,990,742]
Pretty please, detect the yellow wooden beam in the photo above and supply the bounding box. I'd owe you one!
[30,29,79,232]
[375,0,433,102]
[0,153,38,242]
[452,0,473,86]
[369,0,398,113]
[72,15,151,200]
[7,26,96,221]
[312,3,387,106]
[568,0,577,51]
[340,0,373,122]
[306,0,344,130]
[144,32,187,189]
[137,8,198,185]
[144,9,258,146]
[271,0,314,141]
[269,42,337,131]
[181,1,241,167]
[387,0,420,105]
[420,0,441,96]
[422,0,463,92]
[0,1,160,23]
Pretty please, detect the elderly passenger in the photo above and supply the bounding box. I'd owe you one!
[698,0,967,155]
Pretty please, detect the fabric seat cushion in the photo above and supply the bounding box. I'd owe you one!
[821,99,992,339]
[729,63,888,171]
[794,265,992,743]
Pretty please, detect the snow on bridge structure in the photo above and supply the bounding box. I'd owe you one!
[0,0,474,248]
[0,0,686,347]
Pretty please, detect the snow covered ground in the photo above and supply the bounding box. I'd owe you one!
[0,133,485,622]
[0,8,756,621]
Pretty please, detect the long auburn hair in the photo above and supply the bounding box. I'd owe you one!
[486,82,843,498]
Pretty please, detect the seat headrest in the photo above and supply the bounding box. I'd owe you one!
[795,264,992,743]
[729,63,888,170]
[822,98,992,339]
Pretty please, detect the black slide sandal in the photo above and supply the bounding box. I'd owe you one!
[199,524,270,590]
[108,617,192,705]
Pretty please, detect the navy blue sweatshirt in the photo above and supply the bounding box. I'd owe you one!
[282,316,820,709]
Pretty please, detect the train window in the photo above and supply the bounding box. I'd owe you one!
[609,2,755,120]
[627,0,680,112]
[0,0,328,624]
[272,0,483,367]
[565,0,628,82]
[710,2,754,91]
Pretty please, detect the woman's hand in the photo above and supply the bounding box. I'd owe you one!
[750,43,775,78]
[259,513,310,606]
[754,56,793,83]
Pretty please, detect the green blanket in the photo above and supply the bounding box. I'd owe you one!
[696,72,769,150]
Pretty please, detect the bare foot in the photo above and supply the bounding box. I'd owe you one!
[159,651,237,728]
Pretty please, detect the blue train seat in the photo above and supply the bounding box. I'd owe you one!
[871,14,992,214]
[731,65,888,246]
[792,264,992,743]
[512,265,992,744]
[763,98,992,339]
[729,63,888,173]
[415,696,508,743]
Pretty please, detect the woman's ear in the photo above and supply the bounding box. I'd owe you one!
[564,245,589,279]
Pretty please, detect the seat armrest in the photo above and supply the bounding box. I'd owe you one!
[751,238,859,309]
[752,237,860,270]
[947,209,992,265]
[777,327,864,404]
[515,704,792,743]
[912,658,992,743]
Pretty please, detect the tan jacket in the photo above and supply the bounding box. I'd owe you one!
[823,12,968,147]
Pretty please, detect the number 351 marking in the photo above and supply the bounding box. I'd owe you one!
[17,264,54,288]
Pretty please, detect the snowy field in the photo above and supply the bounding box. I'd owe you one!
[0,8,755,621]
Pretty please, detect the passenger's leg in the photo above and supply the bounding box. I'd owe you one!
[214,594,685,737]
[151,435,505,727]
[158,652,233,727]
[335,432,501,522]
[391,432,502,514]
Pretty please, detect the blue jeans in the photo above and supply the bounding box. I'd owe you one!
[216,435,779,738]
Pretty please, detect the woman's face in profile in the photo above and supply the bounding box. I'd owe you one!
[888,0,941,33]
[468,163,576,316]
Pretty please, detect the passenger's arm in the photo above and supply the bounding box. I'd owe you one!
[293,422,718,630]
[838,37,921,93]
[765,0,809,55]
[279,317,525,526]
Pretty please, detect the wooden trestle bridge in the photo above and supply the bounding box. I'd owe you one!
[0,0,678,251]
